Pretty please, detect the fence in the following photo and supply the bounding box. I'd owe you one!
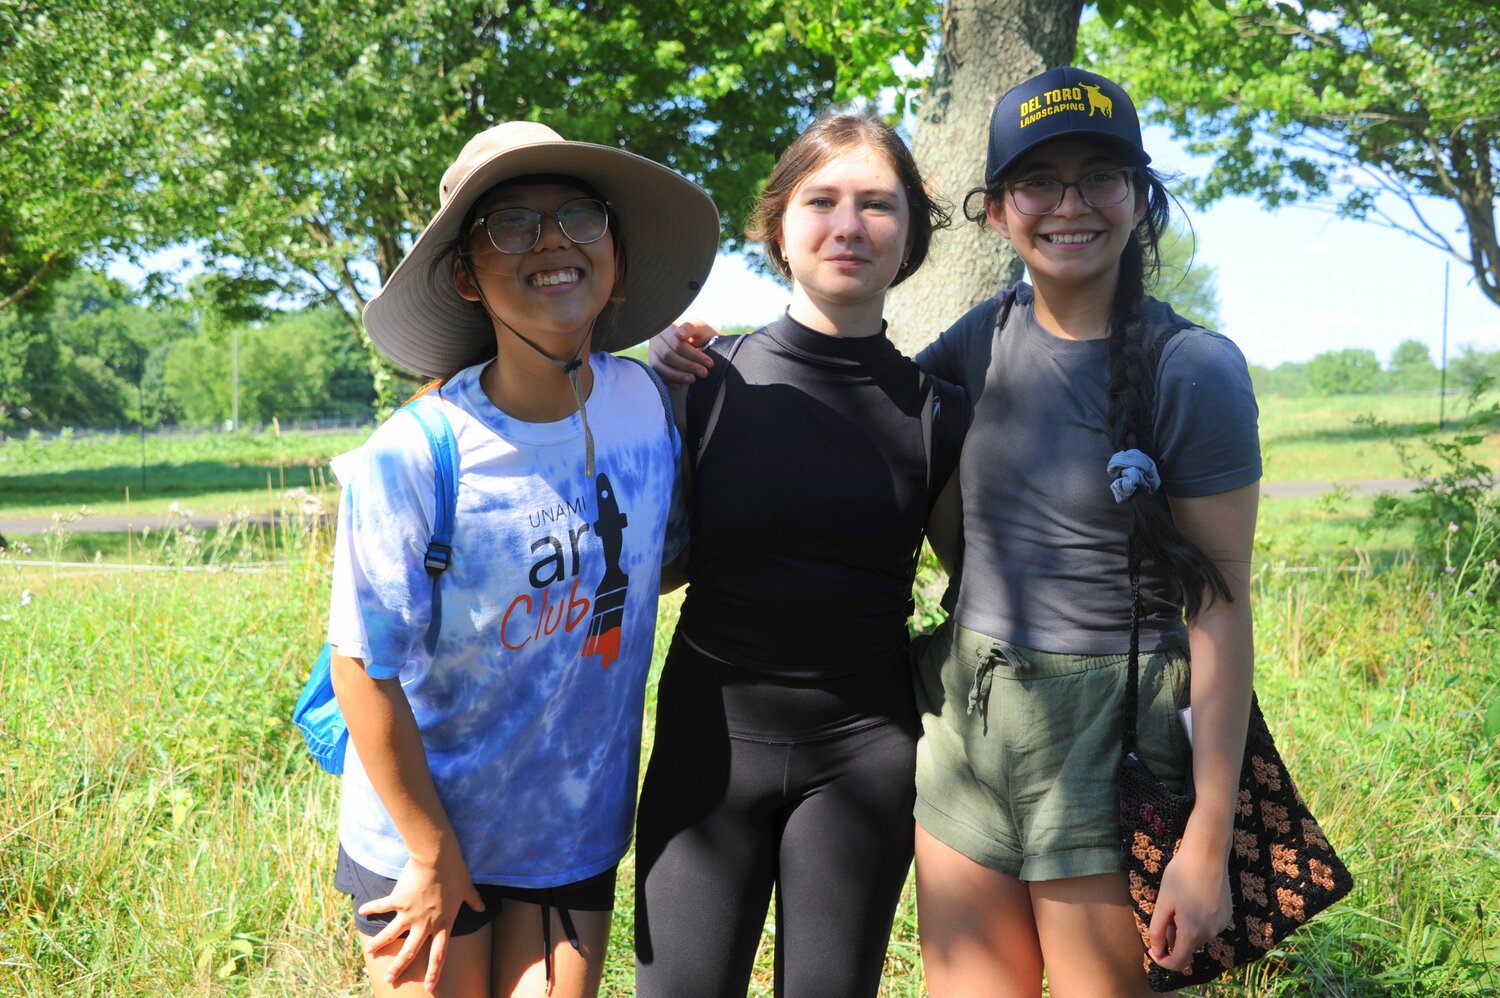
[2,414,375,445]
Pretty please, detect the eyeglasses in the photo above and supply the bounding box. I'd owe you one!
[473,198,611,254]
[1005,170,1132,216]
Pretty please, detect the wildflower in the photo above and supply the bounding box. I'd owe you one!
[19,589,32,606]
[1449,522,1461,533]
[1445,566,1457,574]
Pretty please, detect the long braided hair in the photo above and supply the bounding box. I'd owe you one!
[1105,167,1229,620]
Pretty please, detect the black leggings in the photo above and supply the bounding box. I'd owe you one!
[634,638,918,998]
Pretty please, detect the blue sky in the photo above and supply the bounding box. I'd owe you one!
[685,123,1500,370]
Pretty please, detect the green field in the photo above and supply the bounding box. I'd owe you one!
[1257,393,1500,484]
[2,394,1498,996]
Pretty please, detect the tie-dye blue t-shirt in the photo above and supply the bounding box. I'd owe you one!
[326,353,685,886]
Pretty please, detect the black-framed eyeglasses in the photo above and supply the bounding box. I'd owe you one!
[1005,170,1132,216]
[473,198,611,254]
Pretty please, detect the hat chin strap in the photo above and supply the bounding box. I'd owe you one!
[470,275,599,478]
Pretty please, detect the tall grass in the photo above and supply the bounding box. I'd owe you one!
[6,395,1500,996]
[4,523,1496,997]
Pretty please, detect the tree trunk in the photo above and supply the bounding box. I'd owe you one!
[885,0,1085,356]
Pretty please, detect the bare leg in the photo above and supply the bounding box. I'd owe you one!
[364,925,492,998]
[914,823,1043,998]
[1030,873,1176,998]
[491,901,611,998]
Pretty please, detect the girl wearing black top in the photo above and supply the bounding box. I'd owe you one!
[636,114,964,998]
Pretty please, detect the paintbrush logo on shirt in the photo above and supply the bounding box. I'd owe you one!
[581,473,630,669]
[499,471,634,668]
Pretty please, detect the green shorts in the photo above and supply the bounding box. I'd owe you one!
[912,621,1191,882]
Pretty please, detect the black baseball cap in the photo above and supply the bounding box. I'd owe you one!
[985,66,1150,185]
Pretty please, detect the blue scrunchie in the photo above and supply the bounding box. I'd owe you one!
[1108,449,1161,503]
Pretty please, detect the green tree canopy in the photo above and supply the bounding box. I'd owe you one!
[0,271,194,430]
[161,307,368,428]
[1248,361,1309,398]
[139,1,862,332]
[1389,338,1438,392]
[6,0,936,403]
[0,2,191,314]
[1447,345,1500,390]
[1307,347,1382,395]
[1083,1,1500,309]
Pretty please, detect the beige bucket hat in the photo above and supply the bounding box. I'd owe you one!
[363,121,720,378]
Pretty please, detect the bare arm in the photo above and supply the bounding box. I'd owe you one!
[1147,482,1259,970]
[926,470,963,576]
[330,651,484,990]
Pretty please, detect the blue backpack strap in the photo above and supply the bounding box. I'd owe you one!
[399,396,459,576]
[295,394,461,775]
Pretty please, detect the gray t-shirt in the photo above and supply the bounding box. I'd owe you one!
[915,284,1261,654]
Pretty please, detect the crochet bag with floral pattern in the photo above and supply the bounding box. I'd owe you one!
[1116,553,1353,990]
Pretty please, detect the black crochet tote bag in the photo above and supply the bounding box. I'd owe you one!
[1116,553,1353,990]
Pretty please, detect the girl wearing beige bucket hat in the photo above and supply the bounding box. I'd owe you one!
[323,121,716,997]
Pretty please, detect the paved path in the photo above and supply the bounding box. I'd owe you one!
[0,511,314,536]
[1259,478,1421,499]
[0,479,1423,537]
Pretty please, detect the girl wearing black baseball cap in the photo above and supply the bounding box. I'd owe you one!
[908,67,1261,997]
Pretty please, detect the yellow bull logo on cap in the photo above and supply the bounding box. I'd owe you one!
[1081,83,1113,118]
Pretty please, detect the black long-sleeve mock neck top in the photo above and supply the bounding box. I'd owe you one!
[678,314,966,680]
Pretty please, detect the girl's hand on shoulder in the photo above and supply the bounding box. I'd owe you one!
[359,851,485,989]
[1147,834,1232,972]
[650,320,719,386]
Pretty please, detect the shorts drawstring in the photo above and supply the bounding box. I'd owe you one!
[540,896,582,994]
[966,645,1000,729]
[967,643,1034,733]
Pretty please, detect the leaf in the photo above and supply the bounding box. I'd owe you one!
[1485,699,1500,740]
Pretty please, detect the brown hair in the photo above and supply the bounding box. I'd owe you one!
[746,111,949,288]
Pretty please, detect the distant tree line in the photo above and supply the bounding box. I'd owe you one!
[0,271,373,432]
[1250,340,1499,398]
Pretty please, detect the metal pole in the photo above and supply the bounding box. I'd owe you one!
[1439,260,1450,430]
[231,326,240,431]
[137,342,147,491]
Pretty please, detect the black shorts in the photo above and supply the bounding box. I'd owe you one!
[335,844,618,938]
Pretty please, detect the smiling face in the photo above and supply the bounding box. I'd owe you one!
[986,137,1145,296]
[780,142,911,319]
[454,179,617,356]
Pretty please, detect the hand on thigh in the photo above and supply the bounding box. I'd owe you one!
[491,902,610,998]
[363,925,492,998]
[1030,873,1174,998]
[914,824,1042,998]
